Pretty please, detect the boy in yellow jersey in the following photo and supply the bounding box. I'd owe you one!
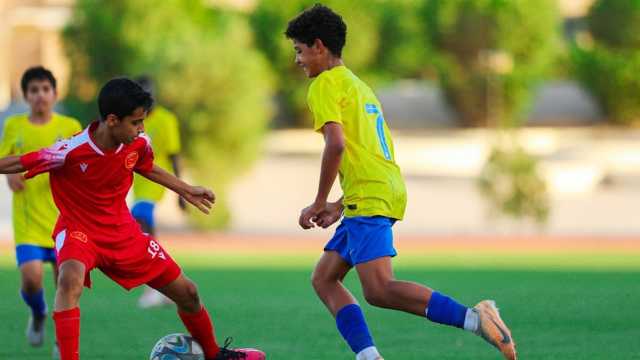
[131,76,186,308]
[0,66,82,350]
[286,5,517,360]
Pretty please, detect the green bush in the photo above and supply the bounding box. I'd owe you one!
[421,0,561,127]
[572,0,640,125]
[588,0,640,49]
[573,46,640,125]
[63,0,275,228]
[478,142,549,223]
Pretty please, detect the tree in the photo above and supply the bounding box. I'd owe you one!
[64,0,275,228]
[422,0,561,127]
[572,0,640,125]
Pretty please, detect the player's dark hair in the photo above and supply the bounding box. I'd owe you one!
[134,75,155,96]
[285,3,347,57]
[97,77,153,121]
[21,66,57,96]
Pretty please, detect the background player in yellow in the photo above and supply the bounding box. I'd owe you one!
[287,5,517,360]
[0,66,82,351]
[131,76,186,308]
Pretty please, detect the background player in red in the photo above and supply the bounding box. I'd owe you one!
[0,78,264,360]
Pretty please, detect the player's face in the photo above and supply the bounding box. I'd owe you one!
[293,40,324,78]
[113,107,147,144]
[25,80,56,115]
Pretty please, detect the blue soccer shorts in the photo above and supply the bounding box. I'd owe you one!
[324,216,397,266]
[131,200,156,229]
[16,244,56,267]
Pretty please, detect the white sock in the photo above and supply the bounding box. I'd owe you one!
[356,346,381,360]
[463,308,479,333]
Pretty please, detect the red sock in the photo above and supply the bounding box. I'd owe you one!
[53,307,80,360]
[178,306,220,359]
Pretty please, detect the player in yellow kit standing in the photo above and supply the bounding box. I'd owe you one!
[131,76,186,309]
[0,66,82,353]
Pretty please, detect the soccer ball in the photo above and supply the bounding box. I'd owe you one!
[150,333,204,360]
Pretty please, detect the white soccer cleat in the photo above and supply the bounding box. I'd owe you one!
[474,300,517,360]
[137,288,173,309]
[26,315,46,347]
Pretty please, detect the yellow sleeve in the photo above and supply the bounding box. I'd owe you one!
[0,118,16,157]
[308,76,344,132]
[68,119,83,135]
[165,112,181,155]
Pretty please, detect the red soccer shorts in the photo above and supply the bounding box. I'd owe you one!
[54,228,181,290]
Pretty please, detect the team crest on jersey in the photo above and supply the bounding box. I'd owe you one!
[70,231,88,243]
[124,152,139,170]
[79,163,88,173]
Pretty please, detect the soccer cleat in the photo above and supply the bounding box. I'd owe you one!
[473,300,517,360]
[26,315,46,347]
[212,338,265,360]
[137,288,173,309]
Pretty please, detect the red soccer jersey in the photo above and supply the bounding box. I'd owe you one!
[20,122,154,243]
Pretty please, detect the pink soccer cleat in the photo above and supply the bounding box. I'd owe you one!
[212,338,265,360]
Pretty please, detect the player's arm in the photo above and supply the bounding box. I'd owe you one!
[0,155,26,174]
[141,164,214,214]
[169,154,187,211]
[299,122,345,229]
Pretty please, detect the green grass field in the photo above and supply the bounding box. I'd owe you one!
[1,252,639,359]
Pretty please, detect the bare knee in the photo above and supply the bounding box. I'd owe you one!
[21,273,43,293]
[57,271,83,300]
[178,280,200,312]
[311,269,341,295]
[363,282,392,308]
[20,263,44,293]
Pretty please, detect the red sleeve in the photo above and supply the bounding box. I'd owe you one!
[20,144,68,179]
[134,138,154,174]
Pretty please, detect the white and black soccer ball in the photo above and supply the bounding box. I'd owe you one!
[149,333,204,360]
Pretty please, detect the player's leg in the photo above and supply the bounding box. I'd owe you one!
[311,250,355,315]
[315,224,382,360]
[19,256,48,347]
[132,200,172,308]
[356,255,516,359]
[53,259,86,360]
[154,274,263,360]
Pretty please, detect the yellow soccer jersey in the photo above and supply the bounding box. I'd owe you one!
[0,113,82,247]
[307,66,407,220]
[133,106,181,202]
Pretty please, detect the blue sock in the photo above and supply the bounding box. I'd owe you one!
[336,304,375,354]
[21,289,47,318]
[425,291,468,328]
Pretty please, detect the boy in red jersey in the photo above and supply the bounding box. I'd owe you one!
[0,78,264,360]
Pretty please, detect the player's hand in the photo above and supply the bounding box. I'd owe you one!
[299,201,327,229]
[314,201,344,228]
[178,196,187,212]
[182,186,215,214]
[6,173,25,192]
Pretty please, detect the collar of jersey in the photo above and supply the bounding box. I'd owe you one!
[86,121,124,156]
